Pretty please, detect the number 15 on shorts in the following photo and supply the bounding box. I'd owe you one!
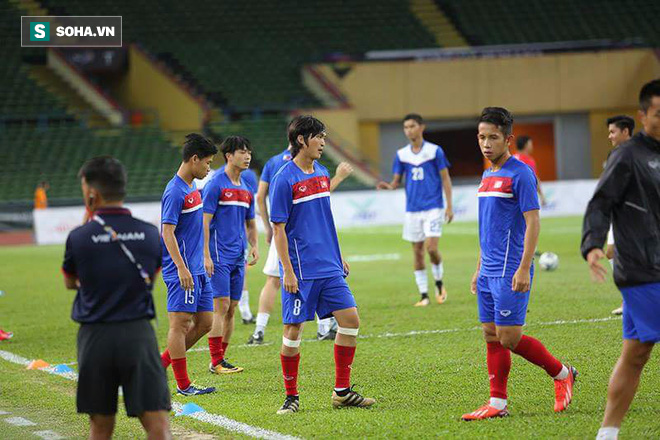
[184,289,195,304]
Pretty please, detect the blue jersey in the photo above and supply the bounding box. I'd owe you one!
[261,149,292,184]
[270,161,344,280]
[218,165,258,193]
[478,157,540,277]
[393,141,450,212]
[161,175,205,281]
[202,171,255,265]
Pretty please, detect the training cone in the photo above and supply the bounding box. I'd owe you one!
[176,403,205,416]
[26,359,50,370]
[53,364,74,373]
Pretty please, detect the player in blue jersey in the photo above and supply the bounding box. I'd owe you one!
[217,164,258,324]
[248,144,354,345]
[377,114,454,307]
[270,115,374,415]
[159,133,218,396]
[462,107,576,421]
[203,136,258,375]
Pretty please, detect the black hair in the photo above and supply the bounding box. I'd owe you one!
[402,113,424,125]
[221,135,252,162]
[288,115,325,158]
[639,79,660,112]
[516,135,531,151]
[78,156,127,202]
[479,107,514,137]
[182,133,218,162]
[606,115,635,136]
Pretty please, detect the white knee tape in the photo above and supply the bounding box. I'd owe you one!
[282,337,301,348]
[337,326,359,336]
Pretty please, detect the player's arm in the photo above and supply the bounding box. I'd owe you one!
[256,181,272,243]
[246,218,259,265]
[536,181,547,206]
[62,235,79,290]
[512,209,540,292]
[162,223,194,291]
[273,222,297,293]
[202,213,214,276]
[581,147,632,282]
[377,173,401,190]
[470,249,481,295]
[330,162,353,192]
[440,168,454,223]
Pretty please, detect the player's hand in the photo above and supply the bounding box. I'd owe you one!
[445,208,454,224]
[248,247,259,266]
[587,248,608,283]
[266,226,273,245]
[335,162,354,180]
[204,255,214,277]
[470,271,478,295]
[283,269,299,294]
[511,267,531,292]
[376,181,393,190]
[178,265,194,291]
[540,194,548,207]
[342,259,350,277]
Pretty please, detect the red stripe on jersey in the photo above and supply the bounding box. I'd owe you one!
[292,176,331,201]
[220,188,253,205]
[478,176,513,194]
[182,190,202,210]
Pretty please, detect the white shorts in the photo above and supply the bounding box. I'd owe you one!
[607,225,614,246]
[402,208,444,243]
[262,242,280,277]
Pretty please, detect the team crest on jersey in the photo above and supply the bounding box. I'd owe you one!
[292,176,331,205]
[219,188,252,209]
[182,190,202,213]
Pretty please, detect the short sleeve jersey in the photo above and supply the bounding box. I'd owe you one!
[160,175,205,281]
[260,149,292,184]
[478,156,540,277]
[513,152,538,176]
[269,161,344,280]
[218,165,258,194]
[62,208,161,323]
[202,171,255,265]
[392,141,450,212]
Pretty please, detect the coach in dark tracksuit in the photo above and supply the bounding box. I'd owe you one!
[581,79,660,440]
[62,156,171,440]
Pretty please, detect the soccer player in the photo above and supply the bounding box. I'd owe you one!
[377,113,453,307]
[159,134,217,396]
[217,163,259,324]
[462,107,576,421]
[203,136,258,374]
[248,144,353,345]
[270,115,375,414]
[513,136,547,206]
[582,79,660,440]
[604,115,634,316]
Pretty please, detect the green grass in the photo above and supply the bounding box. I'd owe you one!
[1,216,659,439]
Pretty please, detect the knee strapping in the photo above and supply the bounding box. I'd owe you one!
[337,326,359,336]
[282,336,302,347]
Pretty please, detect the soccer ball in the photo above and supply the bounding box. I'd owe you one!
[539,252,559,271]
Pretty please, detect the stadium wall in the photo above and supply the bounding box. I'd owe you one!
[33,180,597,245]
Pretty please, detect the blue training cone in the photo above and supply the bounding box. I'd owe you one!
[53,364,74,373]
[176,403,205,416]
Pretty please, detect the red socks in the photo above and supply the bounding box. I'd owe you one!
[487,341,511,399]
[512,335,563,377]
[208,336,224,367]
[160,350,172,369]
[281,353,300,396]
[171,357,191,390]
[334,344,356,389]
[221,341,229,358]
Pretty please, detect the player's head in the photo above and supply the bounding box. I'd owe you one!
[182,133,218,179]
[478,107,514,163]
[516,135,533,153]
[288,115,326,159]
[402,113,425,142]
[221,135,252,170]
[639,79,660,141]
[39,180,49,190]
[78,156,127,210]
[606,115,634,147]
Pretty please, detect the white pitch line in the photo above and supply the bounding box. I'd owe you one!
[345,253,401,263]
[4,416,37,426]
[0,350,301,440]
[34,431,66,440]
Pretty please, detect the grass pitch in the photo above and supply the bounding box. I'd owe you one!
[0,216,658,439]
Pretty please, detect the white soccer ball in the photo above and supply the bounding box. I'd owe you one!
[539,252,559,271]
